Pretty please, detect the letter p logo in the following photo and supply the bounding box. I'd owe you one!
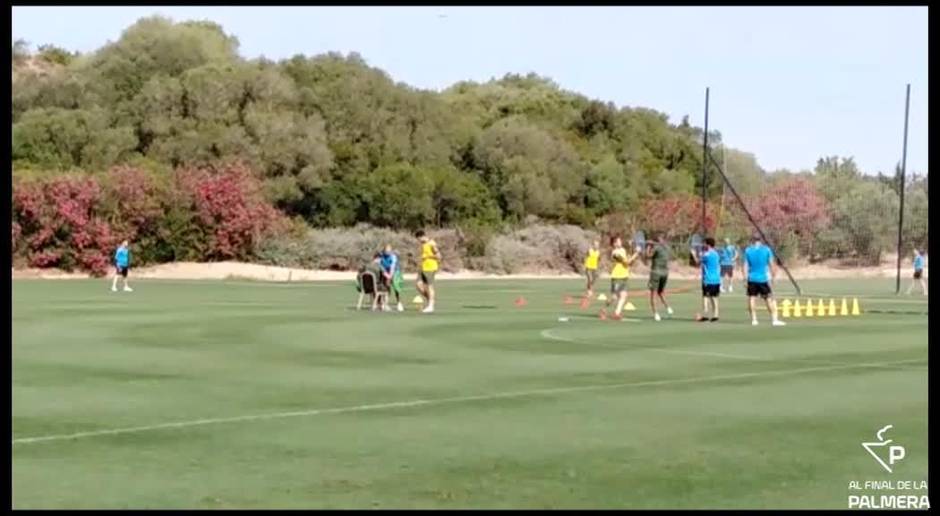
[889,445,906,465]
[862,425,906,473]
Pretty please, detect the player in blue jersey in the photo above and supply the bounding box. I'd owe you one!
[111,240,133,292]
[697,237,722,322]
[380,244,405,311]
[743,234,785,326]
[719,238,739,293]
[906,248,928,296]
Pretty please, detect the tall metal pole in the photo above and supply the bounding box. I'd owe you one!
[895,84,911,294]
[701,87,710,234]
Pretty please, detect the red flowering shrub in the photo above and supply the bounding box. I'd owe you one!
[638,193,718,239]
[101,165,165,243]
[12,161,286,272]
[12,175,115,276]
[742,177,831,258]
[175,161,286,261]
[11,222,21,253]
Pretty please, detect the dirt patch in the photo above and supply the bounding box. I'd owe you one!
[12,258,921,282]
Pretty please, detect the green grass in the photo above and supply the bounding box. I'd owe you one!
[12,278,928,509]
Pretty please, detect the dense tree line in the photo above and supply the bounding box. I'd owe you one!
[12,16,927,272]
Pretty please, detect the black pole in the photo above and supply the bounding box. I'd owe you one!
[895,84,911,294]
[701,87,710,234]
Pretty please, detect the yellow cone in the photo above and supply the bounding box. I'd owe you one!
[828,299,837,317]
[624,301,637,311]
[597,293,607,301]
[793,299,802,317]
[804,299,814,317]
[840,298,849,316]
[412,295,424,304]
[851,297,861,316]
[780,299,792,318]
[817,299,827,318]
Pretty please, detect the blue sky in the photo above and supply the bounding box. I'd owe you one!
[12,6,928,175]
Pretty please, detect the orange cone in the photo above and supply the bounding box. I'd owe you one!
[515,296,528,307]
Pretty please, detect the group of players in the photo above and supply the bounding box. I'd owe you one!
[583,233,787,326]
[357,231,441,314]
[108,231,927,315]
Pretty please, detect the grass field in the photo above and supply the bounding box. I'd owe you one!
[12,277,928,509]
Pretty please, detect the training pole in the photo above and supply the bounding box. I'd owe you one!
[701,87,710,234]
[895,84,910,294]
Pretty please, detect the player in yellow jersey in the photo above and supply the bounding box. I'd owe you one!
[415,230,441,314]
[581,239,601,308]
[601,235,640,320]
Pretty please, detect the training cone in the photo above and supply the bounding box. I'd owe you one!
[828,299,837,317]
[579,297,590,310]
[793,299,803,318]
[803,299,814,317]
[624,301,636,311]
[515,296,528,307]
[840,298,849,316]
[851,298,861,316]
[816,299,827,317]
[597,293,607,301]
[412,295,424,304]
[780,299,792,318]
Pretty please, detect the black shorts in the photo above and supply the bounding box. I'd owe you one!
[914,270,923,279]
[721,265,734,277]
[648,274,668,294]
[747,281,772,298]
[702,284,720,298]
[116,266,129,278]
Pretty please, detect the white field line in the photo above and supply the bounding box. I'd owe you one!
[539,328,929,367]
[12,358,926,446]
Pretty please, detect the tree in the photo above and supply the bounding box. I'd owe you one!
[12,39,30,66]
[12,107,137,170]
[365,163,434,230]
[585,155,638,215]
[472,117,585,221]
[720,148,765,196]
[36,44,77,66]
[79,16,240,108]
[429,167,501,227]
[817,181,898,264]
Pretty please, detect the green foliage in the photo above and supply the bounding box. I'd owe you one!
[819,180,899,264]
[36,44,78,66]
[10,16,926,270]
[365,164,435,230]
[12,39,30,65]
[12,107,138,170]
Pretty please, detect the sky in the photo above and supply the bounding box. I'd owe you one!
[12,6,929,175]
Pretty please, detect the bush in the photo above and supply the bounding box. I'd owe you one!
[12,174,115,276]
[175,161,287,261]
[483,224,596,274]
[12,161,287,273]
[484,236,544,273]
